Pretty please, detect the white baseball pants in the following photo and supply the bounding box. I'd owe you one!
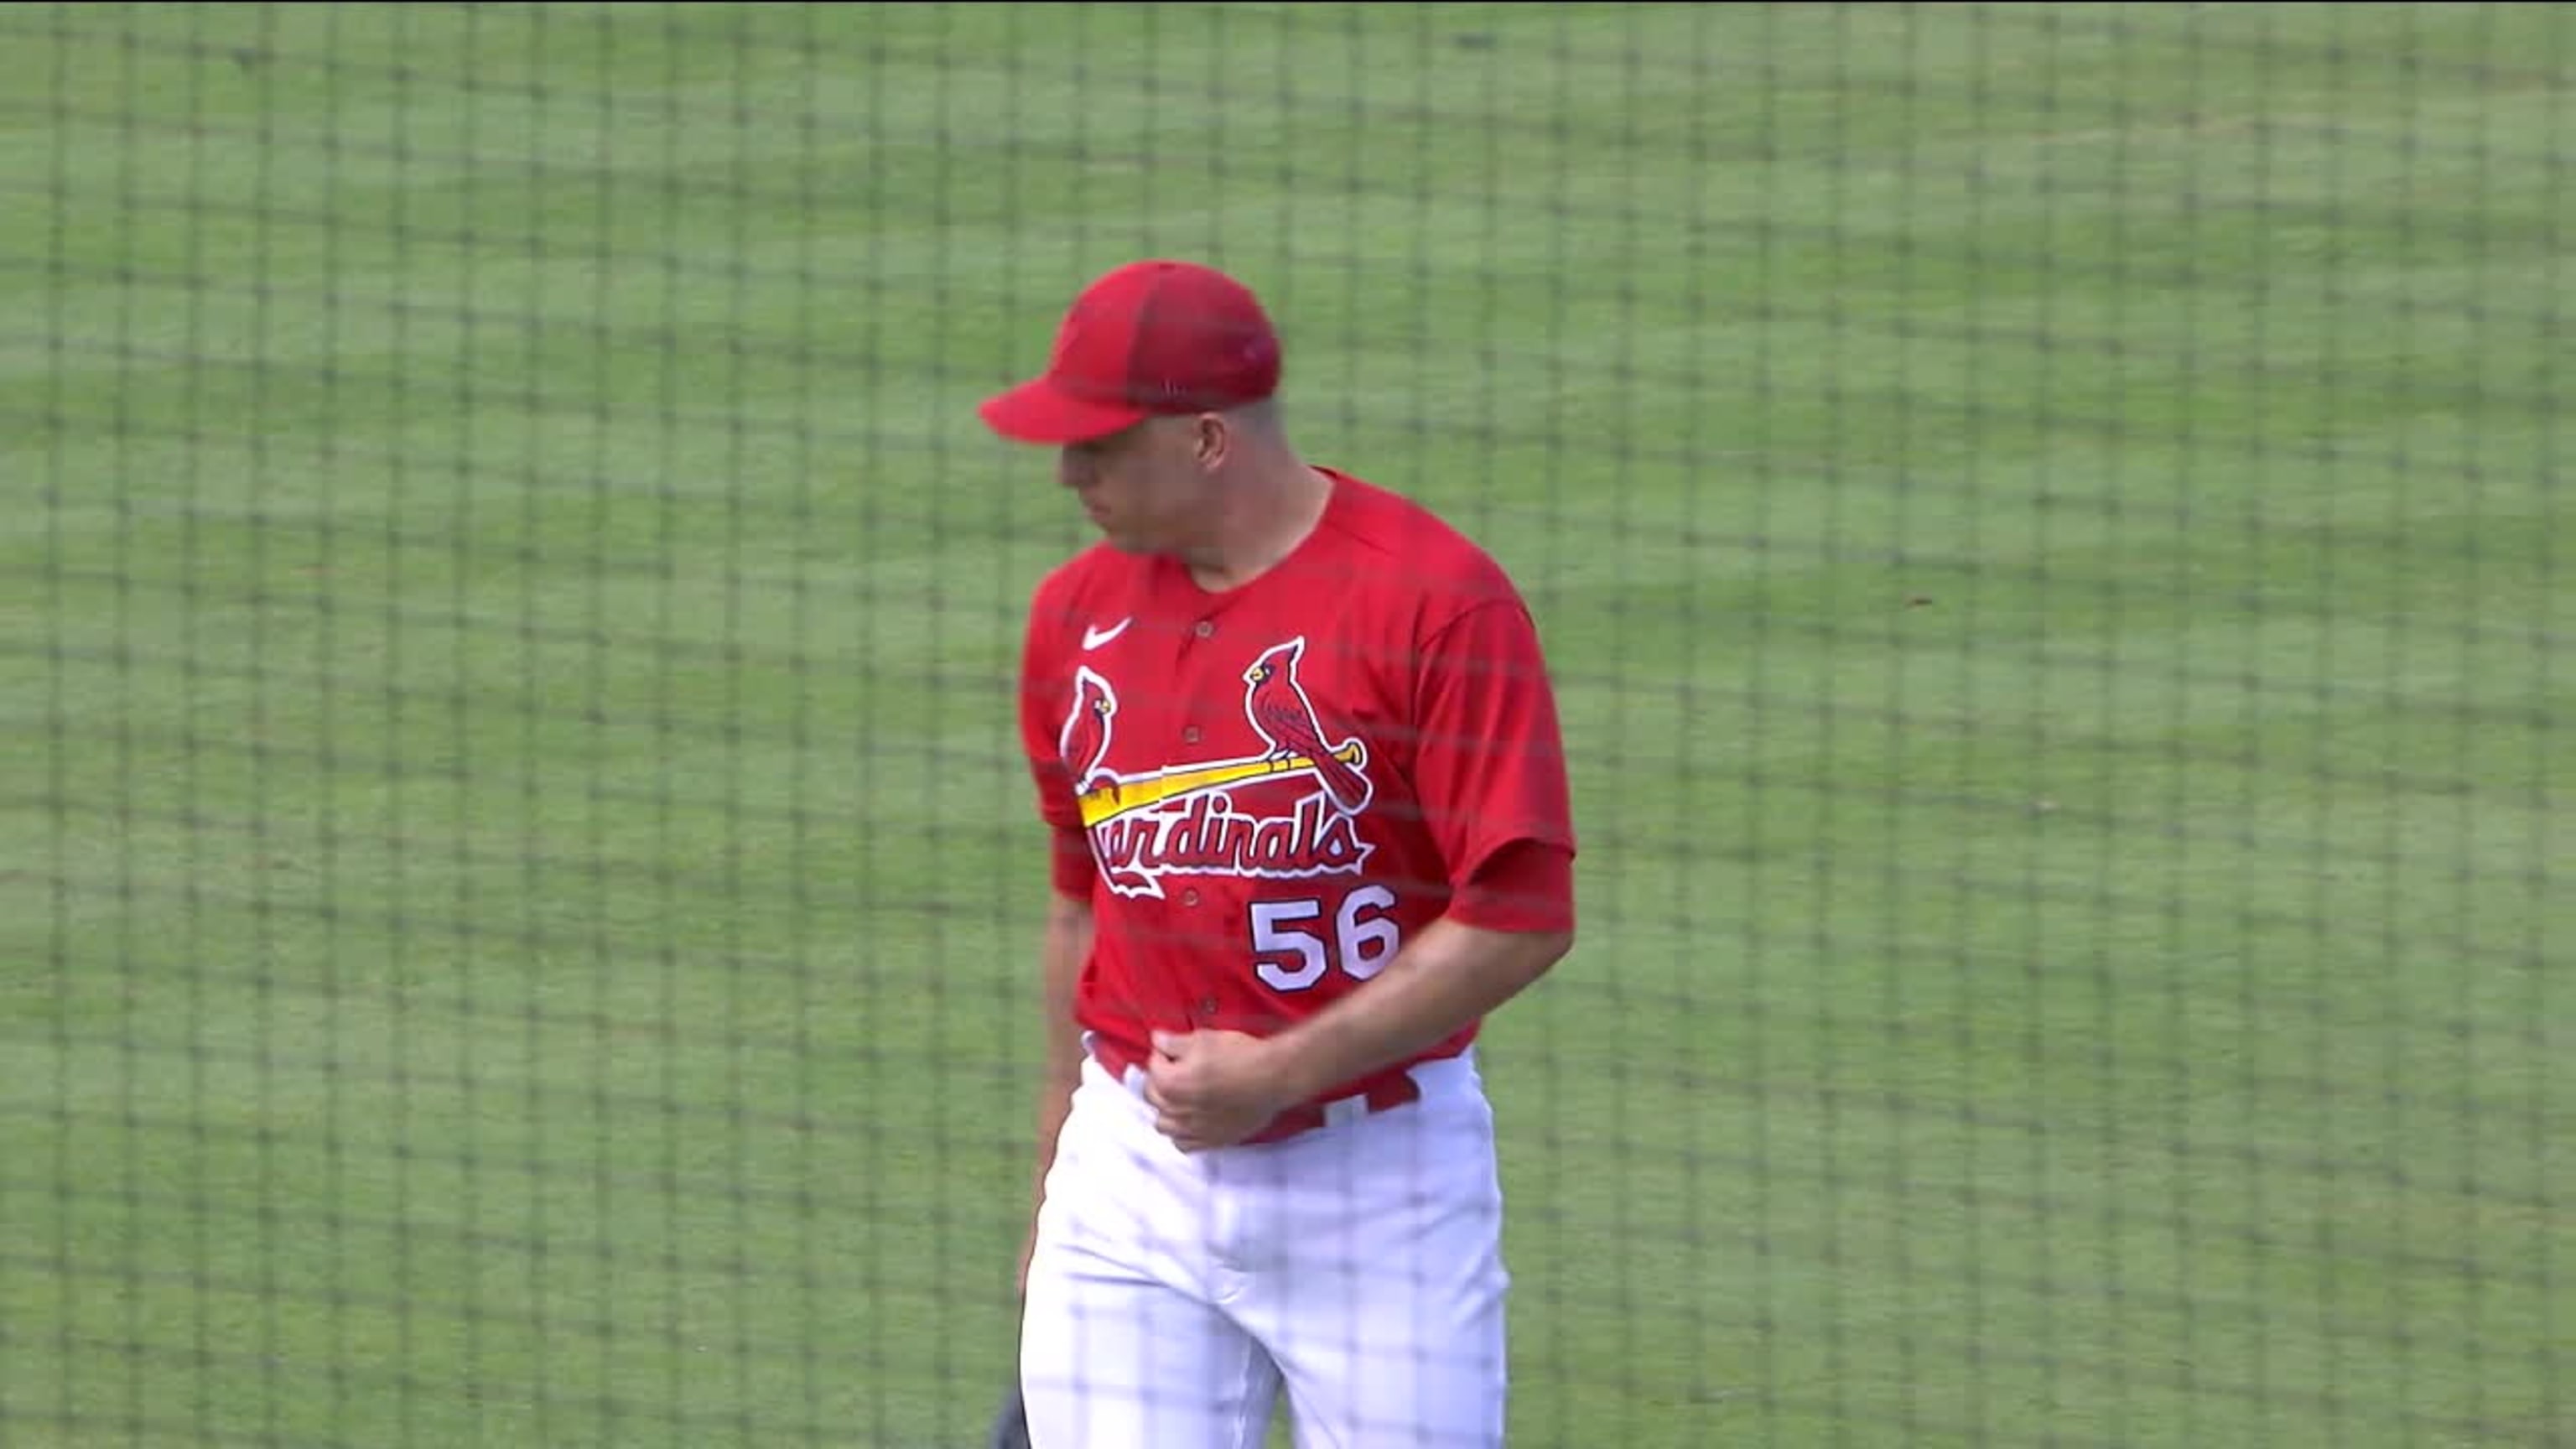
[1018,1048,1511,1448]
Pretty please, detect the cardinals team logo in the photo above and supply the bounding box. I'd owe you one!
[1058,636,1374,900]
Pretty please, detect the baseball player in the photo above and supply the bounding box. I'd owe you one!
[981,258,1578,1448]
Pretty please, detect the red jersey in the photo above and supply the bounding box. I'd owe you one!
[1015,469,1578,1110]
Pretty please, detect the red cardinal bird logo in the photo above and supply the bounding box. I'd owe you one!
[1059,666,1117,792]
[1242,638,1374,816]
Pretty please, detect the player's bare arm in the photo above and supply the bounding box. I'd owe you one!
[1262,912,1570,1103]
[1018,888,1093,1296]
[1144,911,1571,1152]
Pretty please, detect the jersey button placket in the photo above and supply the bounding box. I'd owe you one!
[1175,616,1212,757]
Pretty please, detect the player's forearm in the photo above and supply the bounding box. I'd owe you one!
[1030,893,1094,1200]
[1260,917,1571,1106]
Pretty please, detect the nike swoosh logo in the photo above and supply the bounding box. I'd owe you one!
[1082,618,1131,651]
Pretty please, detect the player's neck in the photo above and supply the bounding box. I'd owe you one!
[1178,461,1332,594]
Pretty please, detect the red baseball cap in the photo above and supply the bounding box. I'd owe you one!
[978,259,1282,445]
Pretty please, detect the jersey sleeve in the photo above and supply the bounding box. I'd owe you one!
[1017,580,1098,901]
[1407,595,1578,933]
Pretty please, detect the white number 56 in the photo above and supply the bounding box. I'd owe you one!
[1249,886,1402,992]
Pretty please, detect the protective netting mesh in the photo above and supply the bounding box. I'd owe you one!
[5,3,2567,1446]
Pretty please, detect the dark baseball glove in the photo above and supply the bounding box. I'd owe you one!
[988,1382,1031,1449]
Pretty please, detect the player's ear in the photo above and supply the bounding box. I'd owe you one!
[1187,413,1228,471]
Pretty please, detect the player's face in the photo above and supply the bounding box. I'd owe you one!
[1057,416,1223,555]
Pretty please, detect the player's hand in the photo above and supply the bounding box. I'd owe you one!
[1141,1030,1292,1152]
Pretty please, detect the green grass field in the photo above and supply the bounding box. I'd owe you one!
[4,3,2570,1446]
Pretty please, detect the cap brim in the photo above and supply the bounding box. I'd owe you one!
[977,377,1152,446]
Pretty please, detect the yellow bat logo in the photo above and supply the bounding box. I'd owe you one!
[1076,742,1368,829]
